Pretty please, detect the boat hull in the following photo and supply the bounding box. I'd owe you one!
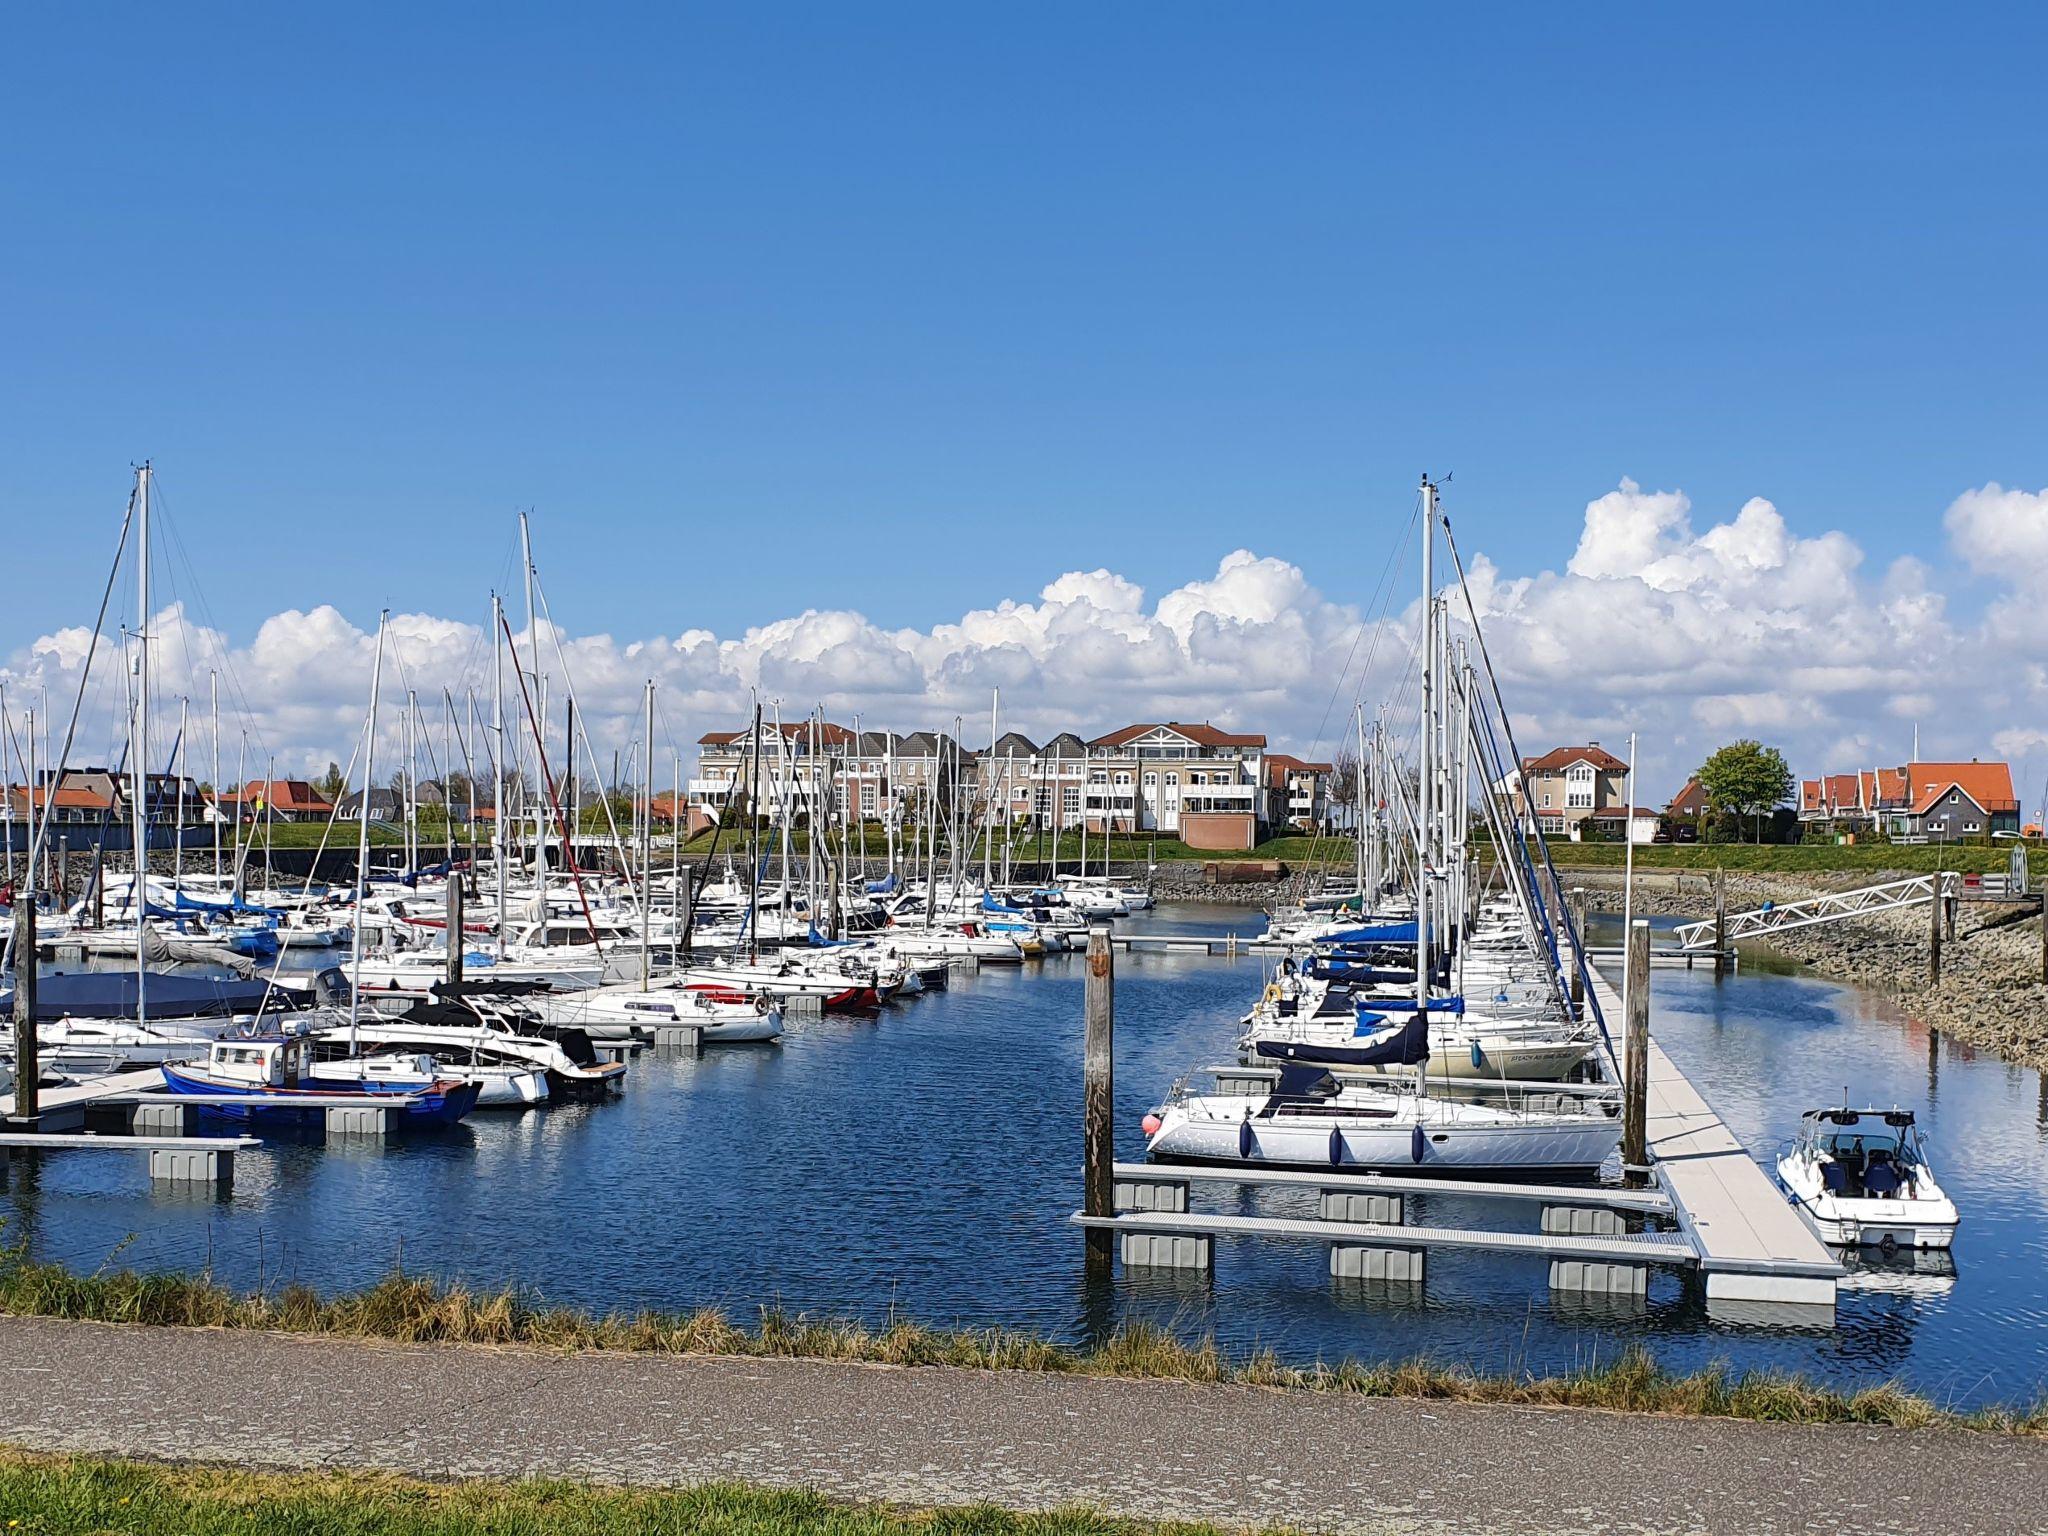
[1148,1103,1619,1174]
[159,1062,482,1126]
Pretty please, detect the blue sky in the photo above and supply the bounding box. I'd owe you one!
[7,4,2043,643]
[4,6,2047,803]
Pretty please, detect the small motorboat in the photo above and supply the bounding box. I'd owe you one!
[161,1035,482,1126]
[1776,1107,1959,1251]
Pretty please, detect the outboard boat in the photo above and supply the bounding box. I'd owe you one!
[1776,1107,1958,1250]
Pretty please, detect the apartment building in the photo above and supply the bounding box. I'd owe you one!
[1081,722,1267,850]
[1264,754,1334,832]
[690,722,967,828]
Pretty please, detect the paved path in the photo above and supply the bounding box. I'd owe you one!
[2,1317,2043,1535]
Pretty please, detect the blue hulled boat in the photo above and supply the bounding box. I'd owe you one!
[160,1036,481,1126]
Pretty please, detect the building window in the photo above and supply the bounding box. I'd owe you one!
[1567,790,1592,809]
[1143,772,1156,786]
[1063,787,1080,817]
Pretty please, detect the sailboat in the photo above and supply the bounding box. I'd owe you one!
[1146,477,1621,1174]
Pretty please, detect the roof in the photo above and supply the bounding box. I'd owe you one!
[224,779,335,813]
[986,731,1040,758]
[1089,721,1267,751]
[1906,760,2017,816]
[1667,777,1708,815]
[1521,744,1628,775]
[6,784,114,813]
[699,722,857,749]
[1586,805,1660,820]
[1040,733,1088,758]
[1264,754,1334,787]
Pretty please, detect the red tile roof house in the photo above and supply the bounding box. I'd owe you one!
[1893,761,2021,841]
[1264,753,1335,832]
[1513,744,1629,840]
[217,780,336,823]
[1800,761,2017,840]
[1797,768,1908,829]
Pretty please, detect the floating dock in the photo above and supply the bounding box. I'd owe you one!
[1585,960,1841,1306]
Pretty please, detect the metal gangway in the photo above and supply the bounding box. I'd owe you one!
[1672,873,1957,951]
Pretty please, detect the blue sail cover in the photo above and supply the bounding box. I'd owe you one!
[864,873,900,895]
[1318,921,1420,946]
[1346,1007,1432,1065]
[0,970,289,1023]
[981,892,1025,914]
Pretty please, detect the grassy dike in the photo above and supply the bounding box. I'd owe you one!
[0,1249,2041,1437]
[0,1452,1199,1536]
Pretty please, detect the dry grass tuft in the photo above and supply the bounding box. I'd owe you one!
[0,1239,2031,1437]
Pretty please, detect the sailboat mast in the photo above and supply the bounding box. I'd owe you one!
[640,677,653,989]
[491,593,509,959]
[132,463,152,1026]
[210,671,221,880]
[1415,475,1434,1017]
[347,612,389,1050]
[174,696,187,895]
[984,689,997,891]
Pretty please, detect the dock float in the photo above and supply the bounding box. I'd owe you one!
[1586,959,1842,1308]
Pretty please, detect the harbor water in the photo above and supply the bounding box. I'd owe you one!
[6,902,2046,1409]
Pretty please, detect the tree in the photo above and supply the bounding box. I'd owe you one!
[1327,750,1360,830]
[314,761,348,805]
[1695,739,1794,844]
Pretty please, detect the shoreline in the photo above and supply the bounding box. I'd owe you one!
[1574,868,2048,1071]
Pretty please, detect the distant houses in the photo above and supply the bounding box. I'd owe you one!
[1799,760,2021,841]
[688,718,1336,849]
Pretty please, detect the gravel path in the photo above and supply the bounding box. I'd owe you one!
[2,1316,2044,1534]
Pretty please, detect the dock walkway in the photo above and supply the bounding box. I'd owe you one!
[0,1315,2037,1535]
[0,1067,162,1131]
[1588,961,1841,1305]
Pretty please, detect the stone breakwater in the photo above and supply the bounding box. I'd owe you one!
[1564,867,2048,1072]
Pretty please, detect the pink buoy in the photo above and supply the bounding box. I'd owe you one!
[1141,1113,1163,1137]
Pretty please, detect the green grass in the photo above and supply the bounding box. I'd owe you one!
[0,1452,1219,1536]
[0,1249,2040,1436]
[674,829,1355,865]
[1533,842,2020,874]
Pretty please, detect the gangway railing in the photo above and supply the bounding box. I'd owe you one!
[1672,873,1955,951]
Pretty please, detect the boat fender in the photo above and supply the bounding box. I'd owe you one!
[1410,1124,1426,1164]
[755,997,769,1014]
[1328,1127,1344,1168]
[1470,1041,1485,1069]
[1238,1119,1255,1159]
[1264,983,1280,1004]
[1142,1112,1162,1137]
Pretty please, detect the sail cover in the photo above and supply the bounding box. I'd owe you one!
[0,969,297,1022]
[1346,1006,1431,1066]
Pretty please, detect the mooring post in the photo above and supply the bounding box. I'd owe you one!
[445,876,464,989]
[1567,886,1586,1008]
[9,894,38,1126]
[1083,918,1116,1276]
[55,836,68,911]
[1622,917,1650,1185]
[1927,871,1943,984]
[1944,885,1956,942]
[1712,864,1728,978]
